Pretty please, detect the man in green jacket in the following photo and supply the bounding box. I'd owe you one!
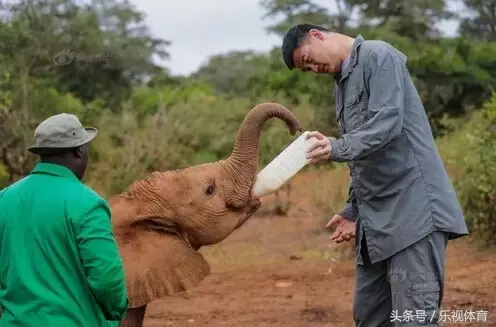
[0,113,129,326]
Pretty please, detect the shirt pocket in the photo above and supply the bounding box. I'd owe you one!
[344,88,368,131]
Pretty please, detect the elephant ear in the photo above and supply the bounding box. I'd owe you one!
[119,231,210,308]
[111,197,211,308]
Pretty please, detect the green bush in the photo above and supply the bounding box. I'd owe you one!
[0,164,8,189]
[453,93,496,245]
[85,93,315,197]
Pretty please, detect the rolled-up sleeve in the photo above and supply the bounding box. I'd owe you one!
[76,199,129,321]
[330,49,406,162]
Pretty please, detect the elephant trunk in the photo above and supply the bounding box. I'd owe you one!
[224,102,303,204]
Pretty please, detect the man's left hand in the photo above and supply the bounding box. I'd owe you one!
[305,131,332,164]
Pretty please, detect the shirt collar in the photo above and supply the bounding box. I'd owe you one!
[341,54,351,71]
[30,162,80,182]
[335,34,365,82]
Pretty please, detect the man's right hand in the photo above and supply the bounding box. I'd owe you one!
[325,214,356,243]
[305,131,332,164]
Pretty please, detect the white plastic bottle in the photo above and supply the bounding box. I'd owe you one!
[251,131,318,197]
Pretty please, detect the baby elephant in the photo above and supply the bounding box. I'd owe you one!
[110,102,304,326]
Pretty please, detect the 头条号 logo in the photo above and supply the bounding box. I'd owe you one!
[53,49,74,65]
[388,266,407,284]
[53,49,108,66]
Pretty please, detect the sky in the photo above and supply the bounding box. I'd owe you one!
[129,0,462,77]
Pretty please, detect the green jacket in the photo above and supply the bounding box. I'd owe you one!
[0,163,128,327]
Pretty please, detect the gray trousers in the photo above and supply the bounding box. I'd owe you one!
[353,231,449,326]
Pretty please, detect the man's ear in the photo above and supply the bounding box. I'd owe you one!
[73,146,82,159]
[72,146,84,159]
[309,29,324,41]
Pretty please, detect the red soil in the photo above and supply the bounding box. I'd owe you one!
[143,169,496,327]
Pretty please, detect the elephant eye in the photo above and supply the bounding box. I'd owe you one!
[204,183,216,196]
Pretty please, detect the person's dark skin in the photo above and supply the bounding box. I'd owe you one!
[35,144,89,180]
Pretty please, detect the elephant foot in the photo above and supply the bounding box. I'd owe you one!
[118,305,147,327]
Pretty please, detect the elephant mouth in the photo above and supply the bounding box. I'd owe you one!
[235,198,261,229]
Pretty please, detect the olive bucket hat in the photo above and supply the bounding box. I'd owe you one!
[27,113,98,154]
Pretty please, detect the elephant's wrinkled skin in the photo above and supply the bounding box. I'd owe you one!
[111,102,303,327]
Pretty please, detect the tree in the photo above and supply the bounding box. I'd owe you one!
[459,0,496,41]
[348,0,454,40]
[192,51,271,97]
[0,0,171,108]
[260,0,357,36]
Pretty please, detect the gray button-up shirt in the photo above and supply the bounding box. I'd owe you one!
[329,35,469,265]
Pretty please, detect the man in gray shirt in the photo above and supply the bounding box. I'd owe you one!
[281,24,469,326]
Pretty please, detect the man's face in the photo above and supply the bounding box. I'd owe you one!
[292,29,341,74]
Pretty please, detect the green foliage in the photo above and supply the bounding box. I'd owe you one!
[458,0,496,41]
[349,0,453,40]
[86,109,171,196]
[449,93,496,245]
[130,82,215,120]
[1,0,171,109]
[1,0,495,237]
[0,70,12,107]
[84,90,315,196]
[0,164,8,189]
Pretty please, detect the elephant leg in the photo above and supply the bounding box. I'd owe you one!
[118,305,147,327]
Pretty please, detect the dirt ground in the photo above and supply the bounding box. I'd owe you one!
[143,170,496,327]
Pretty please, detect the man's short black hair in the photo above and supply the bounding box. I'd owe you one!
[281,23,331,70]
